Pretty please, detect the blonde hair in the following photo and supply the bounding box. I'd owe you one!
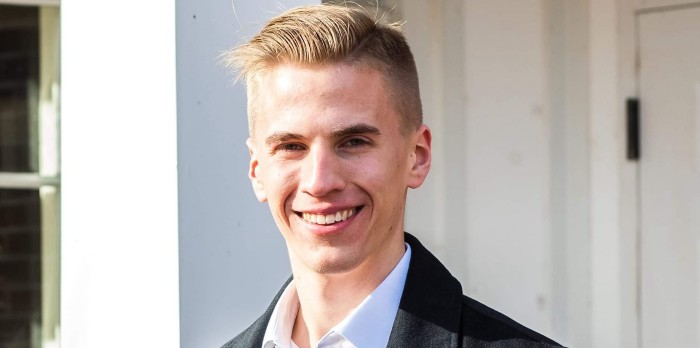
[223,4,422,136]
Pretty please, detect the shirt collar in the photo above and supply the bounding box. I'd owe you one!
[262,283,299,348]
[330,243,411,347]
[262,243,412,348]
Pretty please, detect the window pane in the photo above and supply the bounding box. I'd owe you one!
[0,5,39,173]
[0,188,41,348]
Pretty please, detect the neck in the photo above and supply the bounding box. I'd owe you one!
[289,238,406,348]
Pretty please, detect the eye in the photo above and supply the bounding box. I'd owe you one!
[279,143,306,152]
[339,137,370,149]
[270,143,306,155]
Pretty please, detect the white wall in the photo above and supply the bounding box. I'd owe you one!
[401,0,470,288]
[461,1,553,334]
[402,0,561,341]
[547,1,593,346]
[401,1,645,347]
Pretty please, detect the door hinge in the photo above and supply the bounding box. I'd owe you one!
[627,98,640,160]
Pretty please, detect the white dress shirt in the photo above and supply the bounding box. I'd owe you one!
[262,244,412,348]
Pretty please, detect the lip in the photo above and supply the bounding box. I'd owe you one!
[294,206,363,236]
[295,205,360,215]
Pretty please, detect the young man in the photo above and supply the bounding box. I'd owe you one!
[222,4,561,348]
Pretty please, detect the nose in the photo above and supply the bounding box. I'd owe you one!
[299,145,345,197]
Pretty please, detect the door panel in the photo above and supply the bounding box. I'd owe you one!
[638,6,700,348]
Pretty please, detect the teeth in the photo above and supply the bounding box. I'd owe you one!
[301,208,357,225]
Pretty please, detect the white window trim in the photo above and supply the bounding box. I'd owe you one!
[0,0,59,6]
[0,173,60,189]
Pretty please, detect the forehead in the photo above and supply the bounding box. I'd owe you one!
[260,63,384,102]
[250,64,400,137]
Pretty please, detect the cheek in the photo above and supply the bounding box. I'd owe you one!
[351,155,405,191]
[382,147,410,175]
[265,164,298,204]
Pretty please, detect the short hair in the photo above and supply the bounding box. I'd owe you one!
[223,4,423,137]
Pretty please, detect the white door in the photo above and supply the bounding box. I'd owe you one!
[638,4,700,347]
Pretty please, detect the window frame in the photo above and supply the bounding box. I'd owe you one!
[0,2,61,347]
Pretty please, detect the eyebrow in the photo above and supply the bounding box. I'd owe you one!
[264,123,382,147]
[264,132,304,147]
[331,123,382,138]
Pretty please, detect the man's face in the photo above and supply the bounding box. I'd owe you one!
[247,63,431,274]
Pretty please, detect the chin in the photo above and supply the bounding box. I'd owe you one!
[304,250,363,274]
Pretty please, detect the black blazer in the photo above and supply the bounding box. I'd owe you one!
[222,233,562,347]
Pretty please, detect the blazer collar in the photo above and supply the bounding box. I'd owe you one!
[386,232,463,347]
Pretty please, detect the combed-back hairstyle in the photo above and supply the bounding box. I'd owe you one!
[223,4,423,137]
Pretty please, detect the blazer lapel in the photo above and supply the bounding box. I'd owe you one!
[387,233,463,348]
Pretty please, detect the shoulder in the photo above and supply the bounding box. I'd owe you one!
[459,295,563,347]
[219,331,251,348]
[220,317,265,348]
[402,232,563,347]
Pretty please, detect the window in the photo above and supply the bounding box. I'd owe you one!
[0,2,60,348]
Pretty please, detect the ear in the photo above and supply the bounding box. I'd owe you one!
[407,124,432,189]
[247,138,268,202]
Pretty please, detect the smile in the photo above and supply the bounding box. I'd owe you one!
[300,207,359,225]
